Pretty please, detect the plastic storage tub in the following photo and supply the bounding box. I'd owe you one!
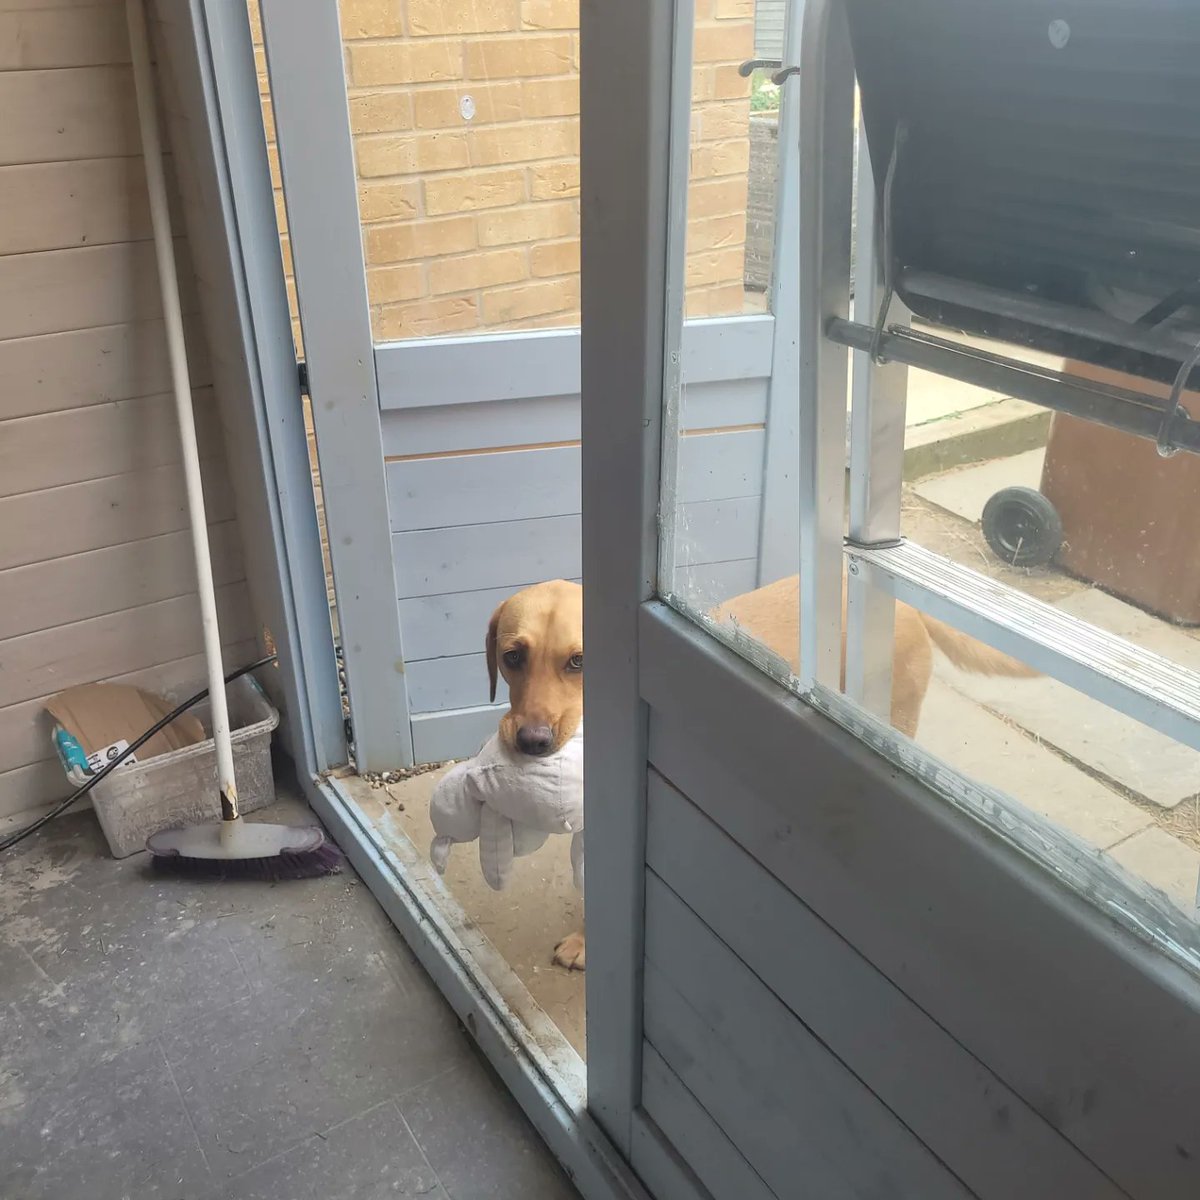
[90,673,279,858]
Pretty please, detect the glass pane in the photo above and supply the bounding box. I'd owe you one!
[662,0,788,619]
[660,0,1200,966]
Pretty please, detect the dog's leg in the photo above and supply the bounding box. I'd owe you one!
[553,926,585,971]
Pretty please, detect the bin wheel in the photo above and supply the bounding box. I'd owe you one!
[981,486,1063,568]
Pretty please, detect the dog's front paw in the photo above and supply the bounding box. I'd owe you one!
[552,930,586,971]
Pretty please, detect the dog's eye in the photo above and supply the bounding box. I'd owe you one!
[503,648,523,669]
[567,653,583,672]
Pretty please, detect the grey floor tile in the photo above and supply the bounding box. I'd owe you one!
[0,1037,213,1200]
[2,802,574,1200]
[400,1051,577,1200]
[206,1099,447,1200]
[160,932,470,1181]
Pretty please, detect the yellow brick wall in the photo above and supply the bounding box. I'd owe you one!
[252,0,753,341]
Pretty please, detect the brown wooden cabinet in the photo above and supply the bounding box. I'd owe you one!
[1040,363,1200,625]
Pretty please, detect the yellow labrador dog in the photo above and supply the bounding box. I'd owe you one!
[486,574,1033,973]
[713,574,1036,737]
[486,580,586,970]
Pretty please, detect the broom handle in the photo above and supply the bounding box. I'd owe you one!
[126,0,239,819]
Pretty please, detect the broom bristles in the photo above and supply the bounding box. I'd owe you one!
[150,841,343,881]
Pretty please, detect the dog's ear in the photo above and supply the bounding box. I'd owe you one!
[485,601,505,703]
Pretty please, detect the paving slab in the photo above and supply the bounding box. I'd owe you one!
[947,589,1200,808]
[1108,827,1200,913]
[916,678,1153,850]
[913,447,1046,524]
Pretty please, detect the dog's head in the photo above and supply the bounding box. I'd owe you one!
[486,579,583,756]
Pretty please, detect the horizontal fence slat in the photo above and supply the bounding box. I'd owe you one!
[376,316,774,411]
[380,381,765,458]
[646,772,1126,1200]
[387,444,581,532]
[386,429,763,534]
[399,579,582,662]
[382,395,580,459]
[410,703,506,763]
[675,497,760,566]
[644,872,970,1200]
[407,652,503,714]
[677,429,765,502]
[671,558,758,609]
[392,514,581,599]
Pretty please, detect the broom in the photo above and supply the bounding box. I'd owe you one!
[126,0,339,880]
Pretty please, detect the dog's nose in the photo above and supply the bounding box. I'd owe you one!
[516,724,554,755]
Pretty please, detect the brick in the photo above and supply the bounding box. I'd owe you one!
[468,118,577,166]
[267,144,281,190]
[482,276,578,323]
[248,0,262,43]
[408,0,518,35]
[530,159,579,200]
[466,33,572,78]
[687,213,746,253]
[375,296,479,339]
[413,82,522,128]
[530,237,579,277]
[255,45,269,94]
[260,96,275,141]
[356,131,469,177]
[693,21,754,63]
[358,179,421,222]
[696,99,750,141]
[686,246,745,288]
[424,166,526,215]
[690,138,750,179]
[688,175,748,218]
[365,215,476,263]
[477,200,577,245]
[349,90,413,134]
[714,0,753,16]
[279,234,293,277]
[273,188,288,232]
[367,262,425,304]
[430,248,528,294]
[686,282,745,318]
[691,65,715,102]
[521,0,577,29]
[520,76,578,118]
[712,63,751,98]
[340,0,405,37]
[348,40,461,86]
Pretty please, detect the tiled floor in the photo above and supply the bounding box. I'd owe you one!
[0,791,578,1200]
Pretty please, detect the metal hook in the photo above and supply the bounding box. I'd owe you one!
[737,59,801,85]
[1158,338,1200,457]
